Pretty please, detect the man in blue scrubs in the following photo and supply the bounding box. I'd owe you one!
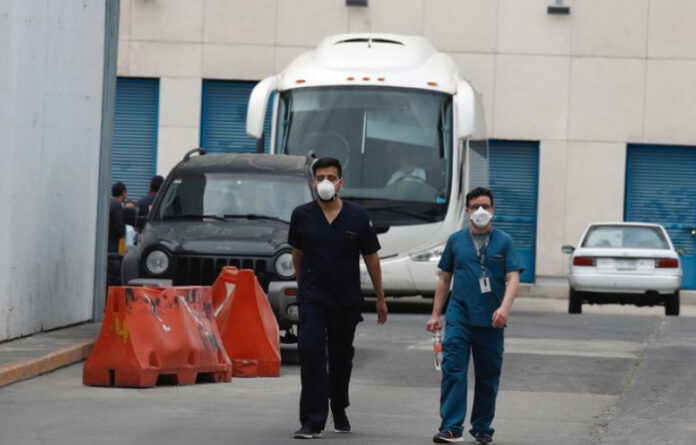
[426,187,524,444]
[289,157,388,439]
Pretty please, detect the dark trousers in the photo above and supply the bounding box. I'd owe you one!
[297,300,362,430]
[439,316,504,437]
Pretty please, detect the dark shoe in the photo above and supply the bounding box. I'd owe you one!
[433,430,464,443]
[472,432,494,444]
[332,410,351,433]
[293,426,322,439]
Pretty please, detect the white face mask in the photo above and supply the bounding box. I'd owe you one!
[470,207,492,228]
[317,179,337,201]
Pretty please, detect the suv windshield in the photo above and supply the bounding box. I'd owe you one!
[153,172,313,223]
[277,87,452,226]
[582,225,669,249]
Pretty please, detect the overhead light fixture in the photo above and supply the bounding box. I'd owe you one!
[346,0,368,6]
[548,0,570,14]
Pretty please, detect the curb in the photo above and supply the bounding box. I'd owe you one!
[0,340,95,388]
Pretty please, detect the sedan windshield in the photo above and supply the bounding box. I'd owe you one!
[582,225,670,249]
[153,172,313,223]
[277,87,452,226]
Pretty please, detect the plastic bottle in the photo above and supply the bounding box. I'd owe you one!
[433,331,443,371]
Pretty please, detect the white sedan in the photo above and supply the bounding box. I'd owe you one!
[562,222,682,316]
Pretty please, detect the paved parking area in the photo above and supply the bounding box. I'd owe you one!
[1,297,695,445]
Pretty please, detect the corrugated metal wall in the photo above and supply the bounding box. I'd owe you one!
[489,140,539,283]
[112,78,159,201]
[200,80,272,154]
[626,145,696,289]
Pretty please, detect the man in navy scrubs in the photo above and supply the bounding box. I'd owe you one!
[289,157,388,439]
[426,187,524,444]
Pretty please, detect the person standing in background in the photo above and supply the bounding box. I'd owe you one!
[136,175,164,229]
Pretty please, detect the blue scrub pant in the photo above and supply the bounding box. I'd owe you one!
[297,300,361,430]
[439,314,504,437]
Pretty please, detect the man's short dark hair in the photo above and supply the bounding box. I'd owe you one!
[312,157,342,178]
[111,182,126,198]
[150,175,164,192]
[466,187,494,208]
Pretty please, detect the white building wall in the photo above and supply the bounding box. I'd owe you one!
[117,0,696,283]
[0,0,108,340]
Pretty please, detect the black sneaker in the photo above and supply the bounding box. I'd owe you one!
[433,430,464,443]
[293,426,322,439]
[332,410,351,433]
[472,432,494,444]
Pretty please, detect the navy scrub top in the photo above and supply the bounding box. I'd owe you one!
[288,200,380,309]
[438,227,525,327]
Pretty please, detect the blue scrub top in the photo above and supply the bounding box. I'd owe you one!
[438,227,525,327]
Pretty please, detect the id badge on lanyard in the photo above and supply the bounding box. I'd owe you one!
[471,230,492,294]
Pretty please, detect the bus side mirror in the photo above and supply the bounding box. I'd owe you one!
[455,79,486,141]
[246,76,278,139]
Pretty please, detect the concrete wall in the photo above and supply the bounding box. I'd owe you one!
[117,0,696,281]
[0,0,109,340]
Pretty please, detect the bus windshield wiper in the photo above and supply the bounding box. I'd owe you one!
[223,214,290,224]
[364,206,438,223]
[162,214,227,222]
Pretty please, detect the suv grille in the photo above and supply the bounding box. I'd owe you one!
[173,255,269,289]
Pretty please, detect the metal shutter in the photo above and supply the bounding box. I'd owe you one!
[626,145,696,288]
[488,140,539,283]
[112,78,159,201]
[200,80,272,154]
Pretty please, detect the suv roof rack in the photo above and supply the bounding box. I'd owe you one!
[183,148,206,162]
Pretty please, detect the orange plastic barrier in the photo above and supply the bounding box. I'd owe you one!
[83,286,232,387]
[212,267,281,377]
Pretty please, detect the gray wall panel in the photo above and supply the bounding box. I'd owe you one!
[0,0,110,340]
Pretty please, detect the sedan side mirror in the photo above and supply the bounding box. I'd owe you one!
[561,245,575,254]
[676,248,685,256]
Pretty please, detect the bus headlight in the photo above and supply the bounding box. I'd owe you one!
[274,251,295,279]
[145,249,170,275]
[410,244,445,263]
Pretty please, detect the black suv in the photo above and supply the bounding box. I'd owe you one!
[121,149,315,341]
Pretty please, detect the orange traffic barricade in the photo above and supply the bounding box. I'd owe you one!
[83,286,232,387]
[212,267,281,377]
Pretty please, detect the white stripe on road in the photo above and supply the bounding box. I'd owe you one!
[407,338,644,359]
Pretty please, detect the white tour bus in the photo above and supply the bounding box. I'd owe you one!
[246,33,489,299]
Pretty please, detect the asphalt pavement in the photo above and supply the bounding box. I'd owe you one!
[1,298,695,445]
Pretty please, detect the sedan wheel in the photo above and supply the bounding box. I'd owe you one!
[665,291,680,316]
[568,288,582,314]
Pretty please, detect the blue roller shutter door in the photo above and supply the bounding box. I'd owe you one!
[488,141,539,283]
[200,80,272,154]
[625,145,696,289]
[112,78,159,201]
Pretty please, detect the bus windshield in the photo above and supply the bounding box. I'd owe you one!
[277,87,452,226]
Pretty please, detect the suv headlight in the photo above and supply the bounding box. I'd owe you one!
[410,244,446,263]
[145,249,170,275]
[274,251,295,279]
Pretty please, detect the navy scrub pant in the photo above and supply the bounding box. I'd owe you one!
[439,313,504,437]
[297,300,362,430]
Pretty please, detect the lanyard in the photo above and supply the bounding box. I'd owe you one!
[470,229,491,277]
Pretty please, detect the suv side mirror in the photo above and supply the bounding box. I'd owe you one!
[561,245,575,254]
